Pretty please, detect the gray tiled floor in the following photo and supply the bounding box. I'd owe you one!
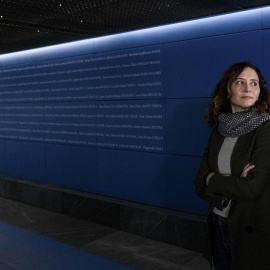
[0,197,211,270]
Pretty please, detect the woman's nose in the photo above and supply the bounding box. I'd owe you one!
[244,84,251,92]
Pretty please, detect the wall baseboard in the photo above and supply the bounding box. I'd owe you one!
[0,174,206,252]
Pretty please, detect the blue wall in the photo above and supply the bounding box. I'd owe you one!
[0,7,269,215]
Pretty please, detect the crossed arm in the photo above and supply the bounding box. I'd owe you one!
[194,121,270,204]
[206,163,255,186]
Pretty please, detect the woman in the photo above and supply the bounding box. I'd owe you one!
[193,62,270,270]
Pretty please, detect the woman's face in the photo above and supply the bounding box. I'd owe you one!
[228,67,260,113]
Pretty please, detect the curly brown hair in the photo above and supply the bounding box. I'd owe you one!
[206,62,270,127]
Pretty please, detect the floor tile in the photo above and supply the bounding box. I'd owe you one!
[0,197,211,270]
[26,248,135,270]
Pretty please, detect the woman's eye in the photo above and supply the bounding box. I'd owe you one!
[251,82,258,86]
[236,81,243,85]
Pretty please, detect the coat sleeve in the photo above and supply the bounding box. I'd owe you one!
[193,131,223,205]
[193,132,212,199]
[193,131,224,209]
[206,120,270,201]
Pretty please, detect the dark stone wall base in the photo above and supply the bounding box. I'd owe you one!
[0,174,207,252]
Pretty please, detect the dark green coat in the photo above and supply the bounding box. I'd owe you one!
[194,120,270,270]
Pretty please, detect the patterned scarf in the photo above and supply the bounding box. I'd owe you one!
[218,110,270,137]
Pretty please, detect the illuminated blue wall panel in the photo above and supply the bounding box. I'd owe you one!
[165,31,264,99]
[97,149,167,206]
[3,103,44,143]
[5,141,46,182]
[263,30,270,83]
[96,99,166,153]
[166,99,211,156]
[93,46,164,100]
[262,6,270,28]
[0,7,268,215]
[0,140,6,172]
[167,155,208,214]
[43,102,97,147]
[45,144,98,192]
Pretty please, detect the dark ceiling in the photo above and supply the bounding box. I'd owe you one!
[1,0,270,55]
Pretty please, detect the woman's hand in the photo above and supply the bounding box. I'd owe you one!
[241,163,255,177]
[206,172,215,186]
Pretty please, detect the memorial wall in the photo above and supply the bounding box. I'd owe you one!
[0,47,164,152]
[0,7,269,215]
